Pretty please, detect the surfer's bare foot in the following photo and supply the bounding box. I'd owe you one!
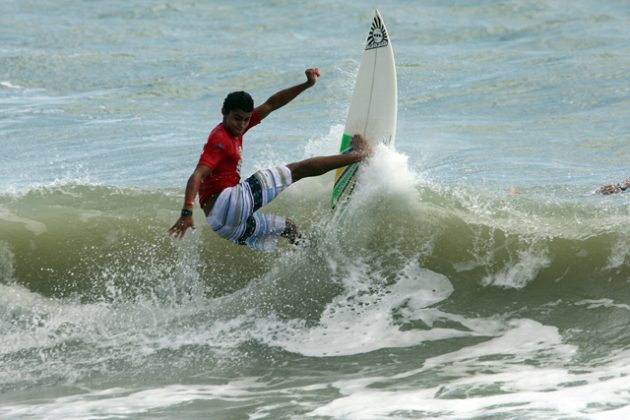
[282,218,305,245]
[350,134,372,159]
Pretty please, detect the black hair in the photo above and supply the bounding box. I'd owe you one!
[222,91,254,114]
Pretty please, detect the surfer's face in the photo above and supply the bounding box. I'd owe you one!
[222,109,252,137]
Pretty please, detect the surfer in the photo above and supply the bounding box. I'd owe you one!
[168,68,371,251]
[596,178,630,195]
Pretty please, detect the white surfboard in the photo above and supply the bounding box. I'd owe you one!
[331,9,397,211]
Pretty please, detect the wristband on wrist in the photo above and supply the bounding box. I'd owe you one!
[181,208,193,217]
[184,199,195,207]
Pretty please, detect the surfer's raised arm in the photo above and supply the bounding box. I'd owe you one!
[255,68,320,120]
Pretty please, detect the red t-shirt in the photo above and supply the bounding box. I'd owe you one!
[197,110,261,205]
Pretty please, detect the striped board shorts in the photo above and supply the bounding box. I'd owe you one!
[206,165,293,252]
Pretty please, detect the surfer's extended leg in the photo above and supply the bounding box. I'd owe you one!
[287,134,371,182]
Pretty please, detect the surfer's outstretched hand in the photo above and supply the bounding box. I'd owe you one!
[168,216,196,240]
[350,134,373,159]
[305,68,320,86]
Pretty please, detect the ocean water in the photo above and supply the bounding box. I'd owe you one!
[1,0,630,418]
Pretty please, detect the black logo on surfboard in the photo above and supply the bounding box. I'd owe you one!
[365,15,388,50]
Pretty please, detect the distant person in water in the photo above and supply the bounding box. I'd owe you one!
[596,178,630,195]
[168,68,371,251]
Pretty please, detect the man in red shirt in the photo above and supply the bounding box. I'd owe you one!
[168,68,370,251]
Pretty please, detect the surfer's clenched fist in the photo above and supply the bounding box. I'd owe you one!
[305,68,320,86]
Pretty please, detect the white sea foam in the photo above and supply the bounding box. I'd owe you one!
[0,206,48,236]
[353,143,421,208]
[0,241,15,283]
[308,319,630,419]
[605,236,630,270]
[480,242,551,288]
[0,80,21,89]
[0,382,262,420]
[248,259,507,357]
[575,298,630,312]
